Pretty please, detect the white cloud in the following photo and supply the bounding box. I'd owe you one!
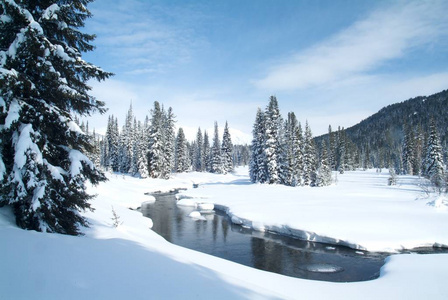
[254,0,448,91]
[87,0,208,74]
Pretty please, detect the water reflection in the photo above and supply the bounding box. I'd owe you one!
[140,193,387,282]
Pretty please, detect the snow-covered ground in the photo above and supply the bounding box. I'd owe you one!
[1,167,448,299]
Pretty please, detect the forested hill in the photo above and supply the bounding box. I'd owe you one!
[316,89,448,168]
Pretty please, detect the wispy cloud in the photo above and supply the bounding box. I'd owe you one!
[87,0,208,75]
[254,0,448,91]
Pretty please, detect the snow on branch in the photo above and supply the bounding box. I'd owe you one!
[67,148,94,179]
[14,124,42,169]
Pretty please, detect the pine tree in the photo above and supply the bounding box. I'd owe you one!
[203,130,211,172]
[249,108,267,183]
[175,127,189,172]
[221,121,234,174]
[0,0,112,235]
[424,120,445,188]
[316,140,332,186]
[402,123,415,175]
[161,107,175,178]
[302,121,317,186]
[211,121,222,173]
[337,127,346,174]
[147,101,164,178]
[137,119,149,178]
[194,127,203,172]
[264,96,282,184]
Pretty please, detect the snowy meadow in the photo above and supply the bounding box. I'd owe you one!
[1,167,448,299]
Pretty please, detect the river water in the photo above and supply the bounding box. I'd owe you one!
[140,193,387,282]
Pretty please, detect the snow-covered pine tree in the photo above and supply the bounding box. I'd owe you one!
[328,125,336,171]
[0,0,112,235]
[147,101,164,178]
[107,116,120,172]
[302,121,317,186]
[264,96,282,184]
[284,112,302,186]
[249,108,267,183]
[210,121,222,173]
[413,124,424,176]
[175,127,189,173]
[221,121,234,174]
[337,127,346,174]
[118,103,134,173]
[203,130,211,172]
[424,120,445,188]
[316,140,332,186]
[402,123,415,175]
[194,127,203,172]
[137,119,149,178]
[129,117,139,176]
[161,106,175,178]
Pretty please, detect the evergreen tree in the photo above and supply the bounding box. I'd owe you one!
[147,101,164,178]
[137,119,149,178]
[203,130,211,172]
[402,123,415,175]
[221,121,234,174]
[161,107,175,178]
[264,96,282,184]
[0,0,112,235]
[424,120,445,188]
[284,112,302,186]
[316,140,332,186]
[194,128,203,172]
[210,121,222,173]
[249,108,267,183]
[328,125,336,171]
[175,127,189,172]
[337,127,346,174]
[302,121,317,185]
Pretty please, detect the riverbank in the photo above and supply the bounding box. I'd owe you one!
[1,167,448,299]
[179,168,448,253]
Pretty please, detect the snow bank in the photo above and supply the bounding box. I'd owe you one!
[180,168,448,252]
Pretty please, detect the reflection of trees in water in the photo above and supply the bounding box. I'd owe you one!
[251,238,266,270]
[175,206,184,239]
[251,238,284,273]
[221,218,228,242]
[264,241,283,273]
[212,215,218,242]
[145,196,173,242]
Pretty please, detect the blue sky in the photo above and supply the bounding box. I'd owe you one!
[84,0,448,141]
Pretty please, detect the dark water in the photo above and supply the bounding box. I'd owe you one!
[140,193,387,282]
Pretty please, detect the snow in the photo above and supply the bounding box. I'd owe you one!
[3,99,21,129]
[68,148,93,178]
[14,124,42,169]
[42,4,60,20]
[180,168,448,252]
[54,44,74,62]
[1,167,448,299]
[189,211,207,221]
[198,202,214,211]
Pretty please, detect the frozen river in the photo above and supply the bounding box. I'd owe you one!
[141,193,387,282]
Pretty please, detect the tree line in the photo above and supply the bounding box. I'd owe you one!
[91,102,249,179]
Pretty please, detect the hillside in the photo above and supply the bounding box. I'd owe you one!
[317,89,448,168]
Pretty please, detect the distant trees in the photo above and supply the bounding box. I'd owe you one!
[249,96,331,187]
[98,103,242,177]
